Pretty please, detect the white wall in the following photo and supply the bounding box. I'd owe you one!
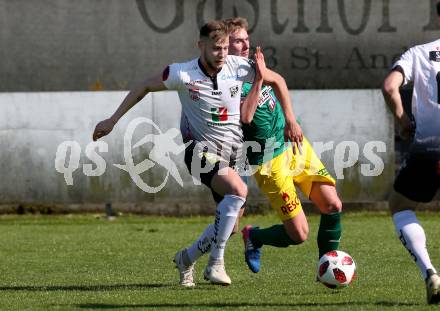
[0,90,394,211]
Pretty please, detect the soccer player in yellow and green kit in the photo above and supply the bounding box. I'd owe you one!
[224,17,343,273]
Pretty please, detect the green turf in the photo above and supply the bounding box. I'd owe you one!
[0,212,439,310]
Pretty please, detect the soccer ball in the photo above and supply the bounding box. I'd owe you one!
[317,250,356,289]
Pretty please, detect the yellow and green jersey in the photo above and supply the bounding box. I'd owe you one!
[241,82,288,165]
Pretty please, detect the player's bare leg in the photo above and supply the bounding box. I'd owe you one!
[282,211,309,243]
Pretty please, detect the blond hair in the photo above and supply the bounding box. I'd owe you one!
[223,17,249,34]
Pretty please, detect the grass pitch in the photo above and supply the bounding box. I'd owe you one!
[0,212,439,310]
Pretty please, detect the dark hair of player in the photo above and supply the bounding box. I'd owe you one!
[199,20,229,42]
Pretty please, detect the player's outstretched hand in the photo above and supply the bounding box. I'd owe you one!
[93,118,115,141]
[284,119,303,154]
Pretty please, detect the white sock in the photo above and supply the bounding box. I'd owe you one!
[186,224,215,263]
[393,210,436,279]
[210,194,245,261]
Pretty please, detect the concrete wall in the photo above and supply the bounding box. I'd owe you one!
[1,0,439,91]
[0,90,394,213]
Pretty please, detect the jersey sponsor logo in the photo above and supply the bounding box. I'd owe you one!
[162,66,170,81]
[317,168,330,176]
[281,192,290,202]
[268,94,276,111]
[189,88,200,101]
[258,88,271,107]
[185,79,209,86]
[429,51,440,62]
[207,122,232,127]
[212,90,222,96]
[230,85,239,98]
[219,73,239,80]
[258,86,276,111]
[280,194,300,215]
[210,107,228,122]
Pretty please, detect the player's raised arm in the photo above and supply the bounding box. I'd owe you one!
[92,72,167,141]
[260,61,303,153]
[240,46,264,124]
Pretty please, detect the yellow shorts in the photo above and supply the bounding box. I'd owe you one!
[254,137,336,221]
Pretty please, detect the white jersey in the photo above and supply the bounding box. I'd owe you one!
[163,55,255,161]
[393,39,440,141]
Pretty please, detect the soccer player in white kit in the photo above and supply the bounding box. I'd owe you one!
[382,2,440,304]
[92,20,298,287]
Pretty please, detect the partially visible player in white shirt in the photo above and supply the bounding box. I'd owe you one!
[382,1,440,304]
[92,20,298,287]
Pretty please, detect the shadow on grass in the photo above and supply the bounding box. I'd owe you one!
[74,301,420,309]
[0,283,171,292]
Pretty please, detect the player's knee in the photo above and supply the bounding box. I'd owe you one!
[322,198,342,214]
[229,182,247,198]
